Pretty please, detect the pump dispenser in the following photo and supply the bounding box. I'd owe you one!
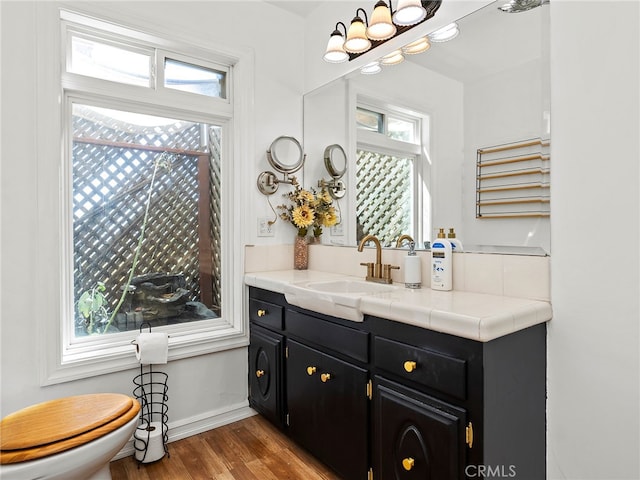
[447,228,464,252]
[431,228,452,291]
[403,241,421,289]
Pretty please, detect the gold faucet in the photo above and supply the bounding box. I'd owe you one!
[358,234,399,284]
[395,234,414,248]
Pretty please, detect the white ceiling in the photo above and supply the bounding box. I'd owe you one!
[264,1,320,18]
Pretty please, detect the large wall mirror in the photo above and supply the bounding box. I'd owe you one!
[303,0,550,254]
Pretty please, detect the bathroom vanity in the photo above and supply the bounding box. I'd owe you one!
[246,272,549,480]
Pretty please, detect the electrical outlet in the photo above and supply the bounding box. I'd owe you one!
[330,223,344,236]
[258,218,275,237]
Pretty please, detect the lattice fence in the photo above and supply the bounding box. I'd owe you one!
[73,107,221,334]
[356,150,413,247]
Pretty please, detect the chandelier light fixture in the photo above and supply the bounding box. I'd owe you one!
[323,0,442,64]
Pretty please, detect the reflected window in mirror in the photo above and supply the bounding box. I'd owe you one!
[355,100,428,248]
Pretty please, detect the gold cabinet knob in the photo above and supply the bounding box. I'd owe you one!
[257,309,266,317]
[402,457,415,471]
[256,369,265,378]
[321,373,332,383]
[404,361,417,373]
[306,366,317,376]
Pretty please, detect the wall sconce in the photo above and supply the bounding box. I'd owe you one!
[324,0,442,63]
[323,22,349,63]
[368,1,397,41]
[345,8,372,53]
[393,0,428,26]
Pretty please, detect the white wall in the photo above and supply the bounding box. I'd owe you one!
[0,0,305,439]
[463,58,551,251]
[548,1,639,478]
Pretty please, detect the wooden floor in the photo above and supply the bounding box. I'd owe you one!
[110,414,342,480]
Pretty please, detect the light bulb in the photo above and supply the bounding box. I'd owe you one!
[392,0,427,26]
[323,30,348,63]
[361,62,382,75]
[367,1,396,41]
[428,22,459,43]
[345,15,371,53]
[402,36,431,55]
[380,49,404,66]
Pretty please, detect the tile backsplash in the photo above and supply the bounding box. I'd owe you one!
[245,244,550,302]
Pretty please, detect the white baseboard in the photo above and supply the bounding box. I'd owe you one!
[112,401,257,461]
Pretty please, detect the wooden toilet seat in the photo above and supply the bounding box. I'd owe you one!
[0,393,140,464]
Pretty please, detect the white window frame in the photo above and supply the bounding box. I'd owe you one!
[355,97,429,247]
[36,6,253,385]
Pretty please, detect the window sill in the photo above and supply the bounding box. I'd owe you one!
[41,319,249,386]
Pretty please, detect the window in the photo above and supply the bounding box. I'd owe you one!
[38,9,250,384]
[72,103,222,337]
[69,34,152,87]
[355,100,428,247]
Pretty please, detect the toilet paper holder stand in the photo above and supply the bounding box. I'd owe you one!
[132,323,169,465]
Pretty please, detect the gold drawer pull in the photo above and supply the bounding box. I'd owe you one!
[404,361,417,373]
[402,457,415,471]
[321,373,332,383]
[257,309,266,317]
[256,370,265,378]
[306,366,317,376]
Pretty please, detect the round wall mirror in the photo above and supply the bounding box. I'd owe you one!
[267,136,305,174]
[324,144,347,179]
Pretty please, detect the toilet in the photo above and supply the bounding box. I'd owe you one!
[0,393,141,480]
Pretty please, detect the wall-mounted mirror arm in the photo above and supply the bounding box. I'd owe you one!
[257,136,306,195]
[319,144,348,199]
[257,170,299,195]
[317,178,346,199]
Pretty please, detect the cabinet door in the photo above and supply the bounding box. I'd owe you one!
[248,326,283,427]
[287,339,369,480]
[374,377,467,480]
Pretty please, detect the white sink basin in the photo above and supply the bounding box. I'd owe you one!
[283,278,399,322]
[302,279,397,294]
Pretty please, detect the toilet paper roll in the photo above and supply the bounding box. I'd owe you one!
[134,421,166,463]
[134,332,168,365]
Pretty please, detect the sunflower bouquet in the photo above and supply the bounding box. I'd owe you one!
[311,186,338,238]
[278,184,338,237]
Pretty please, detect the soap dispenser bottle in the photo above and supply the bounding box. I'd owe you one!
[403,241,421,289]
[447,228,464,252]
[431,228,452,291]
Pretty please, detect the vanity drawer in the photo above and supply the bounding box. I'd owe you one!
[249,298,284,331]
[374,336,467,400]
[286,310,369,363]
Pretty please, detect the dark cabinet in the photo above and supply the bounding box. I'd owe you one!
[287,339,369,480]
[247,286,547,480]
[373,376,467,480]
[248,325,284,428]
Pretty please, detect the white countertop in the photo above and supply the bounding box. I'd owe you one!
[244,270,552,342]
